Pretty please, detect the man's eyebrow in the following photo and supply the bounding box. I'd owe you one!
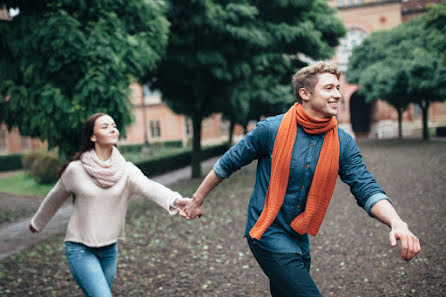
[322,83,340,87]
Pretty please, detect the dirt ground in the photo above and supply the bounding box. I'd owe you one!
[0,138,445,296]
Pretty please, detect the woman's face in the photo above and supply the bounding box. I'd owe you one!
[90,115,119,147]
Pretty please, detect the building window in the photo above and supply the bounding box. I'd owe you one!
[150,120,161,138]
[0,128,8,153]
[21,136,31,150]
[185,118,192,136]
[338,0,344,7]
[336,28,367,72]
[143,85,161,105]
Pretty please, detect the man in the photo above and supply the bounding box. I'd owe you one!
[184,62,421,296]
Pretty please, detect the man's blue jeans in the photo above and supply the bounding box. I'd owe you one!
[247,238,322,297]
[65,241,118,297]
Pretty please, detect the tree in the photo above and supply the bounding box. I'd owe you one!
[347,3,446,140]
[223,0,346,144]
[154,0,345,177]
[347,29,411,138]
[0,0,169,157]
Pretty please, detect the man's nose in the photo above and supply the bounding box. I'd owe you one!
[334,88,341,99]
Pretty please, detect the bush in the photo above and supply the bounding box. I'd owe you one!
[22,152,41,171]
[23,152,62,184]
[136,144,229,177]
[0,154,23,172]
[119,141,184,154]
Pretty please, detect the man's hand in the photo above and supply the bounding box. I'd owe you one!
[389,221,421,261]
[184,198,204,220]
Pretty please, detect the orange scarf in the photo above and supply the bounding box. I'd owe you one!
[249,103,339,239]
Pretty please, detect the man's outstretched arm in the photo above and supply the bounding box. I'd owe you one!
[184,169,223,219]
[370,199,421,261]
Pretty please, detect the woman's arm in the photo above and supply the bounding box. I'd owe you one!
[128,163,185,215]
[30,179,70,232]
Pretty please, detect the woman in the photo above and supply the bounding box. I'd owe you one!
[29,113,189,297]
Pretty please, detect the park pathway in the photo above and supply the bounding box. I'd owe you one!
[0,157,219,260]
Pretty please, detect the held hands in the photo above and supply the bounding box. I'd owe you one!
[173,197,192,218]
[176,196,203,220]
[389,221,421,261]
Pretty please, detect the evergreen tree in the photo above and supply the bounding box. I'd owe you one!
[0,0,169,157]
[155,0,345,177]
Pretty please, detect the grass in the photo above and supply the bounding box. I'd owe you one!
[0,173,55,197]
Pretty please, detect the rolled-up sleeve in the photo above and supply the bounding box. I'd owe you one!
[338,132,392,216]
[214,120,270,179]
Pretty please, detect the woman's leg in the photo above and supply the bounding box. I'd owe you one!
[65,242,113,297]
[96,243,118,288]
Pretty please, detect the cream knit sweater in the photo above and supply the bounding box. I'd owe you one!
[30,160,180,247]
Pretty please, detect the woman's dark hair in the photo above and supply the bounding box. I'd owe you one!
[58,113,108,177]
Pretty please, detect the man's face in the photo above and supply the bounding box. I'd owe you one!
[300,73,341,119]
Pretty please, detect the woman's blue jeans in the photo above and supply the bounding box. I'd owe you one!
[65,241,118,297]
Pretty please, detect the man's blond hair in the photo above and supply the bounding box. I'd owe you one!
[291,62,340,103]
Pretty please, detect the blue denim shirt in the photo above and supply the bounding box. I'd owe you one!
[214,114,391,254]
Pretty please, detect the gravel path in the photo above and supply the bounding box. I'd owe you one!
[0,139,445,297]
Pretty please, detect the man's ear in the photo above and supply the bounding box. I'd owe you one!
[298,88,311,102]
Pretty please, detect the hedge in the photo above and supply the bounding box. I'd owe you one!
[135,144,229,177]
[118,140,183,154]
[0,154,23,172]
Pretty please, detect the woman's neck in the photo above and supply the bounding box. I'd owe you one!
[94,145,113,161]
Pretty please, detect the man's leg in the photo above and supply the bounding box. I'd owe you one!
[247,238,321,297]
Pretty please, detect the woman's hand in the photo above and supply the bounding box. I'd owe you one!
[174,197,192,218]
[29,224,38,233]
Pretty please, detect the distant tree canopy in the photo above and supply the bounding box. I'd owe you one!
[154,0,345,177]
[347,2,446,140]
[0,0,169,157]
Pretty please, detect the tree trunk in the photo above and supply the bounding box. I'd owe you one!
[419,100,430,141]
[191,114,202,178]
[397,107,403,139]
[228,117,235,147]
[243,122,248,135]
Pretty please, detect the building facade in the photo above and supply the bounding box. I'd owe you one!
[329,0,446,138]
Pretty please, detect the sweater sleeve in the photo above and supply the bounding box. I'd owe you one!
[30,178,70,232]
[127,163,180,215]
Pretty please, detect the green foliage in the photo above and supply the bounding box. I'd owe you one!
[0,154,23,172]
[22,152,62,184]
[153,0,345,176]
[0,0,169,157]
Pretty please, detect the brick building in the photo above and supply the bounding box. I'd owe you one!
[1,1,445,155]
[329,0,446,138]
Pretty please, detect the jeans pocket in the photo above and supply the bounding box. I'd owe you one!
[65,242,86,260]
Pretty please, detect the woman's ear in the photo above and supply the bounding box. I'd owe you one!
[90,135,96,143]
[298,88,311,102]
